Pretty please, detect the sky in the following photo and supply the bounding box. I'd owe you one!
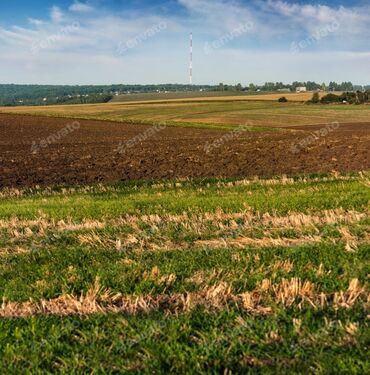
[0,0,369,85]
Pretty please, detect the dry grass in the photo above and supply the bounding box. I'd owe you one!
[195,236,322,249]
[0,247,29,256]
[137,208,367,229]
[0,218,105,231]
[0,208,367,256]
[1,277,367,318]
[1,209,365,238]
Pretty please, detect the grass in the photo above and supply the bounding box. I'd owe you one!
[2,96,370,130]
[0,175,368,219]
[0,172,369,373]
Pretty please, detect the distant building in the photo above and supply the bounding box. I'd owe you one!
[277,88,291,93]
[296,87,307,93]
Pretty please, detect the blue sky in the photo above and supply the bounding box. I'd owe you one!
[0,0,369,85]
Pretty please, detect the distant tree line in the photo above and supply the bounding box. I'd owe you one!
[0,84,216,106]
[216,81,365,92]
[0,82,369,106]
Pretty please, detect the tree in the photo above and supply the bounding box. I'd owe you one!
[235,83,243,91]
[248,83,256,92]
[320,93,340,104]
[278,97,288,103]
[311,92,320,103]
[328,82,338,92]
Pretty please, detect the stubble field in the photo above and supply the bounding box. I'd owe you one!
[0,98,369,373]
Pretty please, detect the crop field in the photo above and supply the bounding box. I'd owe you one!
[109,91,318,103]
[0,97,369,373]
[1,95,369,130]
[0,173,369,373]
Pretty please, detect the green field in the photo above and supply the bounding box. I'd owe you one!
[2,99,370,130]
[1,173,369,373]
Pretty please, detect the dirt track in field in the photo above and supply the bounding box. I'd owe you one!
[0,114,369,188]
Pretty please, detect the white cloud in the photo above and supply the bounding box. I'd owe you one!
[28,18,44,26]
[264,0,370,35]
[50,6,63,23]
[178,0,255,35]
[0,0,369,84]
[69,1,94,13]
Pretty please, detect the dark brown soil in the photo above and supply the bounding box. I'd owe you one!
[0,114,369,188]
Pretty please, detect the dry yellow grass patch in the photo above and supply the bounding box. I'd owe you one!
[259,209,366,228]
[77,233,109,247]
[258,278,316,308]
[338,227,359,252]
[0,208,366,256]
[222,175,359,188]
[0,217,105,233]
[0,279,234,318]
[137,208,366,231]
[333,279,367,309]
[186,271,208,285]
[345,322,359,336]
[0,246,29,256]
[1,278,367,318]
[196,235,322,249]
[269,260,294,273]
[225,176,296,187]
[239,292,272,315]
[185,269,225,286]
[95,210,366,253]
[0,184,123,199]
[142,266,177,287]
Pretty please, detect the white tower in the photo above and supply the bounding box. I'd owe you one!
[189,32,193,85]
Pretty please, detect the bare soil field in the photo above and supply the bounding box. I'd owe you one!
[0,114,369,188]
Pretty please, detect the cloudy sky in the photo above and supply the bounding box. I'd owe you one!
[1,0,369,85]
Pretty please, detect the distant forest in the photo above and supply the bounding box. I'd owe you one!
[0,82,369,106]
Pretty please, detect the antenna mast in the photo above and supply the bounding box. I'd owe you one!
[189,32,193,85]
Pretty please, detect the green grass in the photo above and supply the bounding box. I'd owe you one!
[1,309,369,374]
[0,176,368,220]
[0,173,369,373]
